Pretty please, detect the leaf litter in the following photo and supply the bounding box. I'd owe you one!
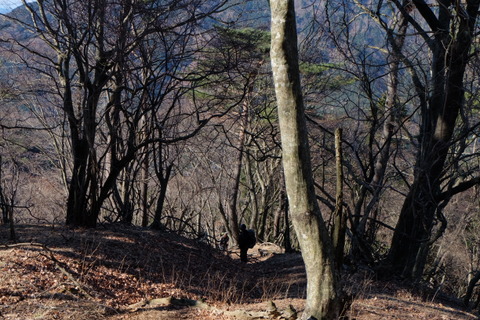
[0,224,477,319]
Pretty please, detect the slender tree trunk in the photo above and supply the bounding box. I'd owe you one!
[273,208,281,238]
[0,155,8,225]
[283,191,293,253]
[218,201,235,243]
[151,164,173,230]
[349,3,409,260]
[8,205,15,241]
[464,271,480,307]
[121,172,133,224]
[141,153,150,227]
[358,16,406,234]
[270,0,343,318]
[332,128,345,270]
[246,154,260,229]
[228,101,248,244]
[259,202,271,242]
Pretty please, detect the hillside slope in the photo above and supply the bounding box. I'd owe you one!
[0,224,477,319]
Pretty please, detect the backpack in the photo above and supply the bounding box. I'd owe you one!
[247,229,256,248]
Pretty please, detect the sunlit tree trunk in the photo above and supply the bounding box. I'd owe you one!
[270,0,343,318]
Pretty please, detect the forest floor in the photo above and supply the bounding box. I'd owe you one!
[0,224,477,320]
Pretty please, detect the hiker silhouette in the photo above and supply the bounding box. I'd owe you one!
[238,224,256,262]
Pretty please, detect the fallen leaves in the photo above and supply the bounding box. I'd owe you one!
[0,224,477,320]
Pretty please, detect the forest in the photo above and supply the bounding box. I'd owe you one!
[0,0,479,319]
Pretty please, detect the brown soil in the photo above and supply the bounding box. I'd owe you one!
[0,224,477,319]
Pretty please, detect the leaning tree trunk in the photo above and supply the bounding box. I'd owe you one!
[389,0,480,279]
[270,0,343,318]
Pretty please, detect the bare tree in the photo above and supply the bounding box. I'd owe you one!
[387,0,480,279]
[318,0,480,281]
[4,0,231,227]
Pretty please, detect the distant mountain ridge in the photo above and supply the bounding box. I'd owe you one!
[0,3,36,41]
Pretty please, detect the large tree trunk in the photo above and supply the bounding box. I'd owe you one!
[270,0,343,318]
[66,138,90,226]
[389,0,480,279]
